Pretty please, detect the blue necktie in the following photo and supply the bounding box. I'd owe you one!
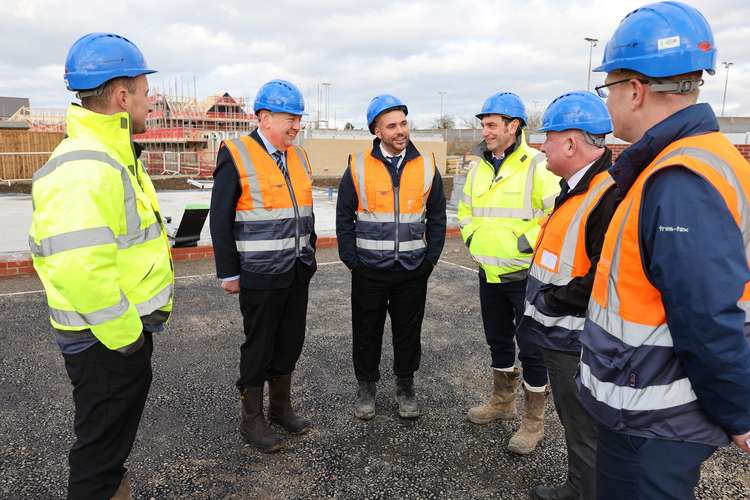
[389,155,401,171]
[272,151,288,178]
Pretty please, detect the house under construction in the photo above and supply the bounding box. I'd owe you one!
[134,92,257,177]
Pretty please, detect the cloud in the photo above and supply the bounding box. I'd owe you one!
[1,0,747,127]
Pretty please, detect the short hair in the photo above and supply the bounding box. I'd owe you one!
[81,77,138,110]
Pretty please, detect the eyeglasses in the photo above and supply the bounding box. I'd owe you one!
[594,78,648,98]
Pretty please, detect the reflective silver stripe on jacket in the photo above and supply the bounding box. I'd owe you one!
[357,211,425,224]
[236,234,311,252]
[134,283,173,317]
[353,153,369,212]
[473,255,532,268]
[356,238,394,251]
[579,361,697,411]
[226,138,264,208]
[588,300,674,347]
[235,206,313,222]
[49,291,131,327]
[30,150,163,257]
[524,300,586,331]
[294,146,313,179]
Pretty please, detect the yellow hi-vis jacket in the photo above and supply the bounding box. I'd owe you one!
[29,104,174,353]
[458,133,560,283]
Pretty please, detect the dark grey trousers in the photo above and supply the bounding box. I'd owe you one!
[543,348,598,500]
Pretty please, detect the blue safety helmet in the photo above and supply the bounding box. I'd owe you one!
[538,91,612,135]
[476,92,527,125]
[254,79,306,116]
[595,1,716,77]
[64,33,156,91]
[367,94,408,134]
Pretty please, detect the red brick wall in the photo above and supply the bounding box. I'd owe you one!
[529,142,750,163]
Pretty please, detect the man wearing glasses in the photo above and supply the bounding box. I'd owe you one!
[578,2,750,498]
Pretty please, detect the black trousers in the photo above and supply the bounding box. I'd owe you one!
[351,262,431,382]
[596,425,716,500]
[543,348,598,500]
[62,333,153,500]
[237,275,310,389]
[479,277,548,387]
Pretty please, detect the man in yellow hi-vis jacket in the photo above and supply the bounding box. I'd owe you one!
[29,33,173,500]
[459,92,560,455]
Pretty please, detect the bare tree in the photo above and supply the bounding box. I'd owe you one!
[431,114,456,130]
[460,116,482,129]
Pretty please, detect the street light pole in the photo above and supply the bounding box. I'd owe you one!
[721,61,734,116]
[584,37,599,91]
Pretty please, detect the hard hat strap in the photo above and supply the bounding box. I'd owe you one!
[648,79,704,94]
[75,84,106,100]
[583,132,606,148]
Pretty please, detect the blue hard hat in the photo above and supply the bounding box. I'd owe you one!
[64,33,156,91]
[595,1,716,77]
[367,94,408,134]
[538,91,612,135]
[476,92,528,124]
[254,79,306,116]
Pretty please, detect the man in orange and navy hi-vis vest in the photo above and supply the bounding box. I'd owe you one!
[336,94,446,421]
[577,3,750,498]
[518,91,618,500]
[210,79,315,453]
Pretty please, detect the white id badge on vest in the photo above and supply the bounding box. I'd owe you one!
[540,249,558,271]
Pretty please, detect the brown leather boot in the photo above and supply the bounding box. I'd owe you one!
[110,472,133,500]
[268,374,312,435]
[240,386,283,452]
[467,368,520,424]
[507,386,547,455]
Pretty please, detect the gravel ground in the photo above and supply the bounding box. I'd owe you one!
[1,240,748,499]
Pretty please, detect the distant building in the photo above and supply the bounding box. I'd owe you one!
[0,97,29,119]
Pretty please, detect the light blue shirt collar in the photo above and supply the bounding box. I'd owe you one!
[257,129,282,158]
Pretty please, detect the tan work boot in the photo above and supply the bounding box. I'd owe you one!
[507,386,547,455]
[467,368,520,424]
[110,472,133,500]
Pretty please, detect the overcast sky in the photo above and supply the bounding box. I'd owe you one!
[1,0,748,128]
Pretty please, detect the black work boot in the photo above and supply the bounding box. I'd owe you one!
[268,374,312,435]
[395,377,420,419]
[529,482,577,500]
[354,381,377,420]
[240,386,283,453]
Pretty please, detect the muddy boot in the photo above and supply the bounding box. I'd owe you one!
[110,472,132,500]
[507,386,547,455]
[354,381,376,420]
[240,386,283,453]
[268,374,312,435]
[395,377,420,419]
[467,368,520,424]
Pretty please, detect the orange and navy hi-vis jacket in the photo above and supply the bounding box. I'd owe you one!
[578,131,750,445]
[522,170,615,352]
[223,136,315,274]
[349,151,435,270]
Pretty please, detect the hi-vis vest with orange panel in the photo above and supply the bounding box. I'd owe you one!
[578,132,750,445]
[523,170,615,352]
[224,136,315,274]
[350,152,435,270]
